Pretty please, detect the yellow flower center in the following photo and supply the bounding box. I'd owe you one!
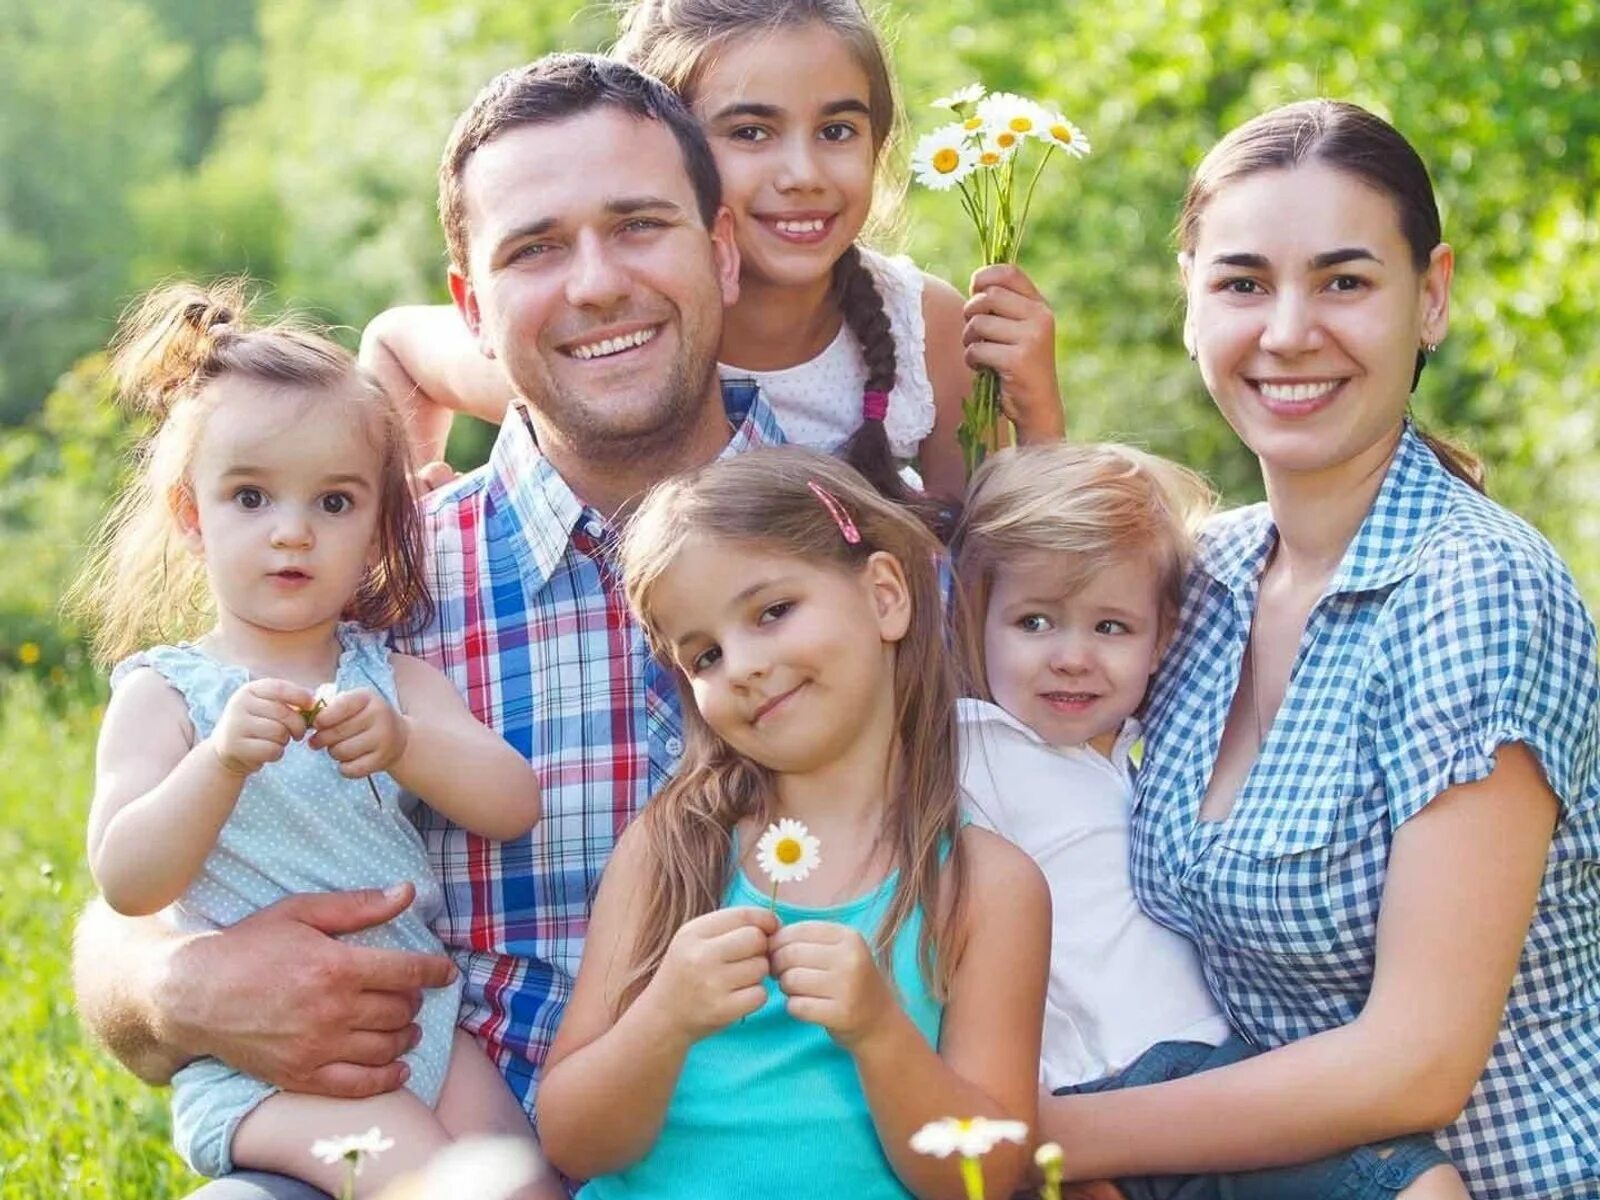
[963,116,983,131]
[979,151,1001,166]
[996,131,1016,149]
[932,147,961,174]
[17,642,40,666]
[1051,123,1074,144]
[776,838,803,865]
[1009,116,1033,133]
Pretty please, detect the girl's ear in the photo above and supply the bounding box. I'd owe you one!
[863,551,912,644]
[171,483,204,557]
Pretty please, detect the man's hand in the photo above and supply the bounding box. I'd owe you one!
[161,884,457,1098]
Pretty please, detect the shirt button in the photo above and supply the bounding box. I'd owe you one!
[1261,828,1279,850]
[584,518,605,538]
[665,736,684,757]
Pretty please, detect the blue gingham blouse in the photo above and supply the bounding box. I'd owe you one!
[1132,425,1600,1198]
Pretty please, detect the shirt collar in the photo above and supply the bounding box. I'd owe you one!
[1196,423,1459,598]
[485,377,782,591]
[957,697,1142,771]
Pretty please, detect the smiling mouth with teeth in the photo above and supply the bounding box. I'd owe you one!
[1256,380,1341,402]
[568,327,658,361]
[769,217,828,235]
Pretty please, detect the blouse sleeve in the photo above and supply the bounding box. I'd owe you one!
[1371,541,1599,828]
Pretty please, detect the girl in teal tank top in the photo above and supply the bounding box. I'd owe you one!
[538,450,1051,1200]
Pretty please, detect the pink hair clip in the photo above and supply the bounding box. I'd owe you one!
[807,480,862,544]
[862,389,889,423]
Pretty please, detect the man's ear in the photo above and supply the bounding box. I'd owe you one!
[863,550,913,644]
[710,206,741,311]
[172,483,204,557]
[447,266,494,361]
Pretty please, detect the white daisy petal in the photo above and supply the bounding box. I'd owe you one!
[309,1126,395,1174]
[932,83,986,111]
[910,1117,1030,1160]
[755,817,822,885]
[911,124,979,191]
[975,92,1052,142]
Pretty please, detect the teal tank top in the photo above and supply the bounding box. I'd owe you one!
[577,850,945,1200]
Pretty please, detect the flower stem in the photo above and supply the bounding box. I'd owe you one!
[958,1154,986,1200]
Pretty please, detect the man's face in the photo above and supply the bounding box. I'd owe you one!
[449,108,739,457]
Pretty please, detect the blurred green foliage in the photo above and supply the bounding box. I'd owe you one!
[2,0,1598,697]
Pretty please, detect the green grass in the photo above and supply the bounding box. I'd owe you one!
[0,675,192,1198]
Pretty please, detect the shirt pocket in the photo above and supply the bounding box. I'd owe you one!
[1205,782,1376,965]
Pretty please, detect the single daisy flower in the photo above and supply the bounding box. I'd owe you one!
[299,682,340,727]
[976,92,1051,141]
[1035,1142,1065,1200]
[756,817,822,890]
[911,125,979,191]
[1040,114,1091,158]
[932,83,986,111]
[910,1116,1030,1160]
[310,1126,394,1174]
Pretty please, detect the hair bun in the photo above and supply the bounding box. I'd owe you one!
[110,279,251,420]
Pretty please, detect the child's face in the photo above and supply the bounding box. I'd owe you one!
[692,22,877,292]
[649,534,909,776]
[983,551,1166,755]
[178,380,384,641]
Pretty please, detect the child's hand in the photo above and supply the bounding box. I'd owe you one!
[770,919,896,1050]
[964,263,1064,440]
[307,688,409,779]
[644,906,777,1043]
[210,679,315,776]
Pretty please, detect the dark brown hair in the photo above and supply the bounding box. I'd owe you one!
[1178,99,1483,491]
[438,53,722,273]
[70,279,431,663]
[617,447,966,1012]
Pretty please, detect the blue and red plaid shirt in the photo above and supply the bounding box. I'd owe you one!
[397,379,782,1119]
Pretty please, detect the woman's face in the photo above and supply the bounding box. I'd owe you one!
[1182,162,1452,480]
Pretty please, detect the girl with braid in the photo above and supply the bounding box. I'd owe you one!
[361,0,1064,504]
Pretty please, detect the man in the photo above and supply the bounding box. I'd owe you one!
[73,53,785,1197]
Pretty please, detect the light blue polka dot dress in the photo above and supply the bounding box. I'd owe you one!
[111,623,461,1177]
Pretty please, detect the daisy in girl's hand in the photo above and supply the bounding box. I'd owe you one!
[756,817,822,907]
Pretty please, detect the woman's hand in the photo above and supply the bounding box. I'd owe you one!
[309,688,408,779]
[641,906,777,1043]
[770,919,897,1050]
[964,263,1064,441]
[209,678,313,776]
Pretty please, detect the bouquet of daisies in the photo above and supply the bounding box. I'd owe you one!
[911,85,1090,470]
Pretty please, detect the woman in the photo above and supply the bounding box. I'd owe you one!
[1040,100,1600,1200]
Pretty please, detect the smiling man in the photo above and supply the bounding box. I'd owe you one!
[73,54,789,1200]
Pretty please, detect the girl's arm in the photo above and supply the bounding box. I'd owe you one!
[87,669,314,916]
[357,304,516,465]
[917,277,975,502]
[310,653,540,841]
[772,827,1051,1200]
[536,824,778,1178]
[1043,742,1557,1178]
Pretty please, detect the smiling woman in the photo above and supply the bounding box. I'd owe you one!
[1037,100,1600,1200]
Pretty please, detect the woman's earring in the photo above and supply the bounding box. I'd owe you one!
[1424,341,1440,354]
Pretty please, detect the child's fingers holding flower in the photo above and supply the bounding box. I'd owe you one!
[211,678,316,776]
[770,919,896,1049]
[307,687,410,778]
[963,263,1062,439]
[646,906,779,1042]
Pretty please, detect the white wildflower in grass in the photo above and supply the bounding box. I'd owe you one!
[976,92,1051,141]
[932,83,987,112]
[910,1117,1030,1200]
[311,1126,394,1200]
[1039,114,1091,158]
[1034,1141,1065,1200]
[911,125,978,191]
[911,84,1092,471]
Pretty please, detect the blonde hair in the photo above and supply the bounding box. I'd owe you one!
[950,442,1214,698]
[69,279,431,665]
[618,447,966,1011]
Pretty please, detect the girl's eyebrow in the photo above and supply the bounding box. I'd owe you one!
[708,98,870,122]
[1209,247,1382,269]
